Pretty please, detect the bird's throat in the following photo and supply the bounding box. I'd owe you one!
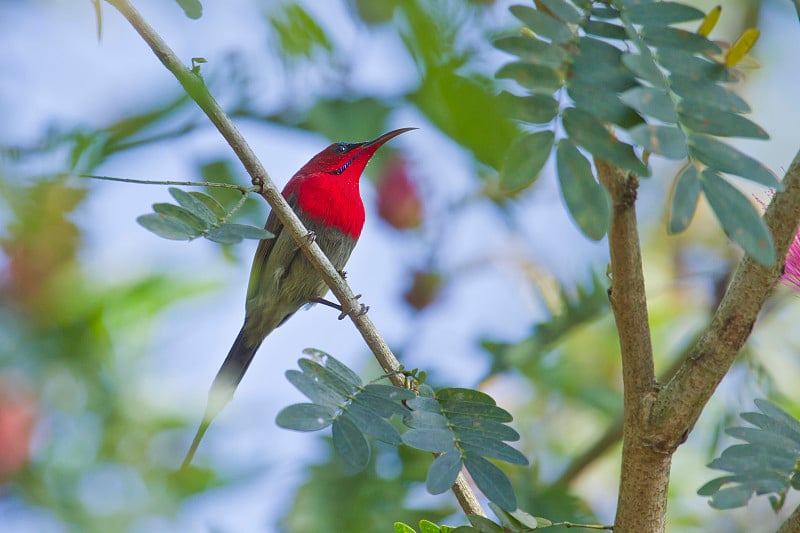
[288,173,365,239]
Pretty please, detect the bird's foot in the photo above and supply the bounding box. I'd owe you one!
[340,294,369,320]
[338,270,348,280]
[310,294,369,320]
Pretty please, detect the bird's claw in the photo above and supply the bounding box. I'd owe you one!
[304,231,317,244]
[338,294,369,320]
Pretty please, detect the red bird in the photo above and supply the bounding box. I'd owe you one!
[182,128,414,468]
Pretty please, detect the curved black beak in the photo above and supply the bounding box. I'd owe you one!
[363,127,417,149]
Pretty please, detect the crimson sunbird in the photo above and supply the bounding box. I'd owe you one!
[181,128,415,468]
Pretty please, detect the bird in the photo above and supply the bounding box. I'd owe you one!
[181,127,415,468]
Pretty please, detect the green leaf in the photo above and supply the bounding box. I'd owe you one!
[405,410,450,429]
[407,395,442,412]
[668,165,701,234]
[298,358,359,397]
[362,383,416,402]
[621,52,664,86]
[698,476,733,496]
[571,37,637,91]
[205,223,273,244]
[500,92,559,124]
[352,393,407,418]
[448,416,520,442]
[709,486,755,509]
[426,450,464,494]
[493,35,567,68]
[402,428,456,453]
[496,62,562,93]
[641,26,722,55]
[592,7,621,19]
[755,399,800,442]
[316,351,363,389]
[136,213,197,240]
[499,131,554,194]
[669,75,750,113]
[276,403,335,431]
[725,427,800,452]
[419,520,441,533]
[583,21,627,40]
[625,2,705,25]
[152,203,210,232]
[620,87,678,123]
[332,414,370,470]
[741,411,800,444]
[441,402,513,422]
[345,402,402,445]
[688,135,779,188]
[509,5,573,43]
[394,523,417,533]
[679,102,768,139]
[538,0,582,24]
[467,515,504,533]
[285,369,347,410]
[562,107,649,176]
[169,187,218,226]
[489,503,541,531]
[629,124,687,159]
[459,438,529,465]
[438,388,497,405]
[412,70,520,170]
[656,48,728,81]
[556,139,611,240]
[464,455,517,510]
[699,169,775,265]
[175,0,202,19]
[567,81,643,128]
[269,2,332,59]
[189,191,226,220]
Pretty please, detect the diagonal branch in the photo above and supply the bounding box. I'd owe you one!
[651,150,800,444]
[778,501,800,533]
[104,0,485,519]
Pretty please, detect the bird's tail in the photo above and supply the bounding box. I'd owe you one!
[181,326,263,469]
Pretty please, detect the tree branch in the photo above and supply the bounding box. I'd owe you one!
[651,150,800,444]
[778,502,800,533]
[595,160,666,533]
[104,0,485,519]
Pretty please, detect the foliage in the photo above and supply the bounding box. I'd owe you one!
[495,0,776,265]
[137,187,273,243]
[2,0,797,532]
[699,399,800,510]
[277,350,528,510]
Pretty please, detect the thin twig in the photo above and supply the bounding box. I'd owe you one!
[104,0,485,519]
[550,521,614,530]
[78,173,255,193]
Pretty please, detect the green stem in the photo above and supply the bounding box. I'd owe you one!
[78,173,256,193]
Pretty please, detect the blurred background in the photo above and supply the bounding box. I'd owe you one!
[1,0,800,531]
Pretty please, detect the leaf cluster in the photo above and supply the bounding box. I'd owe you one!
[699,399,800,510]
[277,350,528,511]
[496,1,776,264]
[137,187,273,243]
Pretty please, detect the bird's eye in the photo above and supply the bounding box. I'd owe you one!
[333,143,348,154]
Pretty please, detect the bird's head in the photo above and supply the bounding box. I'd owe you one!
[285,127,415,238]
[296,127,416,184]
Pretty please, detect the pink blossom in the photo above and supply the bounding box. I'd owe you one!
[781,232,800,292]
